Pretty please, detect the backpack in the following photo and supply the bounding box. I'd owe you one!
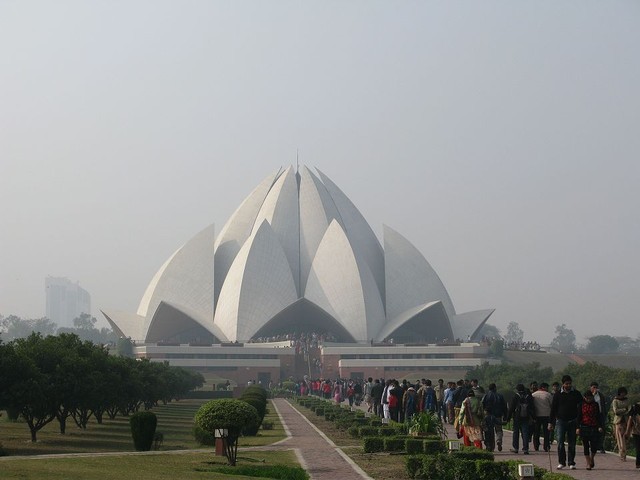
[517,394,531,419]
[389,392,398,408]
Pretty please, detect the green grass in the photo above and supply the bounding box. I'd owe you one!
[0,399,286,456]
[0,450,298,480]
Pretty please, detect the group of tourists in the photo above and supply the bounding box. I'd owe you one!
[298,375,640,471]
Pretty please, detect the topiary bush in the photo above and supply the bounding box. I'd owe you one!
[130,411,157,451]
[195,399,259,466]
[193,425,216,445]
[240,392,267,436]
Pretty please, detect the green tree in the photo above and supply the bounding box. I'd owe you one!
[194,399,259,466]
[489,338,504,357]
[6,333,62,441]
[551,323,576,353]
[1,315,58,340]
[465,361,553,401]
[585,335,619,354]
[504,321,524,345]
[477,323,501,339]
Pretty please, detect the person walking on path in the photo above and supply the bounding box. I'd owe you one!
[612,386,631,462]
[550,374,582,470]
[458,389,484,448]
[532,382,553,452]
[507,383,534,454]
[590,381,607,454]
[625,399,640,469]
[482,383,506,451]
[577,390,604,470]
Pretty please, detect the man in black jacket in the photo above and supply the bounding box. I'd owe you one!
[370,379,384,417]
[549,375,582,470]
[590,381,607,453]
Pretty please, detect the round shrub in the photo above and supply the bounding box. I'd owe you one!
[194,399,259,466]
[130,411,157,451]
[193,425,216,446]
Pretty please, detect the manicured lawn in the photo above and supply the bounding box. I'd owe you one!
[0,399,286,456]
[0,450,298,480]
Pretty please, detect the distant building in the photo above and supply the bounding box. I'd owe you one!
[45,276,91,329]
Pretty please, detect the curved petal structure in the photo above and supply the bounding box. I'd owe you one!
[214,168,283,305]
[102,165,493,345]
[305,220,385,342]
[101,309,145,341]
[298,166,342,292]
[214,220,298,342]
[146,301,227,343]
[316,168,385,306]
[137,224,215,336]
[452,309,495,342]
[384,225,455,320]
[252,166,301,295]
[376,301,454,344]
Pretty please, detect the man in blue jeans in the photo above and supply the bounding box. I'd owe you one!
[549,375,582,470]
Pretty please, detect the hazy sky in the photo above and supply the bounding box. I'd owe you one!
[1,1,638,345]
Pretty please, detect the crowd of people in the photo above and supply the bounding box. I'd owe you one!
[292,375,640,471]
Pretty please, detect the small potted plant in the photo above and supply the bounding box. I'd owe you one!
[408,411,447,439]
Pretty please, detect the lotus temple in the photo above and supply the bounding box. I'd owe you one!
[102,166,496,384]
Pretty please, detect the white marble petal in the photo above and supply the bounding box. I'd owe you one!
[214,168,282,305]
[452,309,495,341]
[137,224,215,336]
[213,220,298,342]
[305,220,385,342]
[298,166,342,292]
[316,168,385,306]
[252,166,301,295]
[384,224,456,321]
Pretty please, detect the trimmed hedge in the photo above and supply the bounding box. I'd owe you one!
[423,439,446,454]
[363,436,384,453]
[358,426,378,437]
[203,464,309,480]
[451,448,494,461]
[378,426,396,436]
[384,436,406,452]
[405,438,423,454]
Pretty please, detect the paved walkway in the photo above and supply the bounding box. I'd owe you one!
[265,398,373,480]
[442,421,639,479]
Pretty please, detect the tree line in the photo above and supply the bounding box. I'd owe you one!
[466,360,640,401]
[0,332,204,442]
[480,321,640,354]
[1,313,116,345]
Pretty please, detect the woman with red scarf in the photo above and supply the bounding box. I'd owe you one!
[576,390,603,470]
